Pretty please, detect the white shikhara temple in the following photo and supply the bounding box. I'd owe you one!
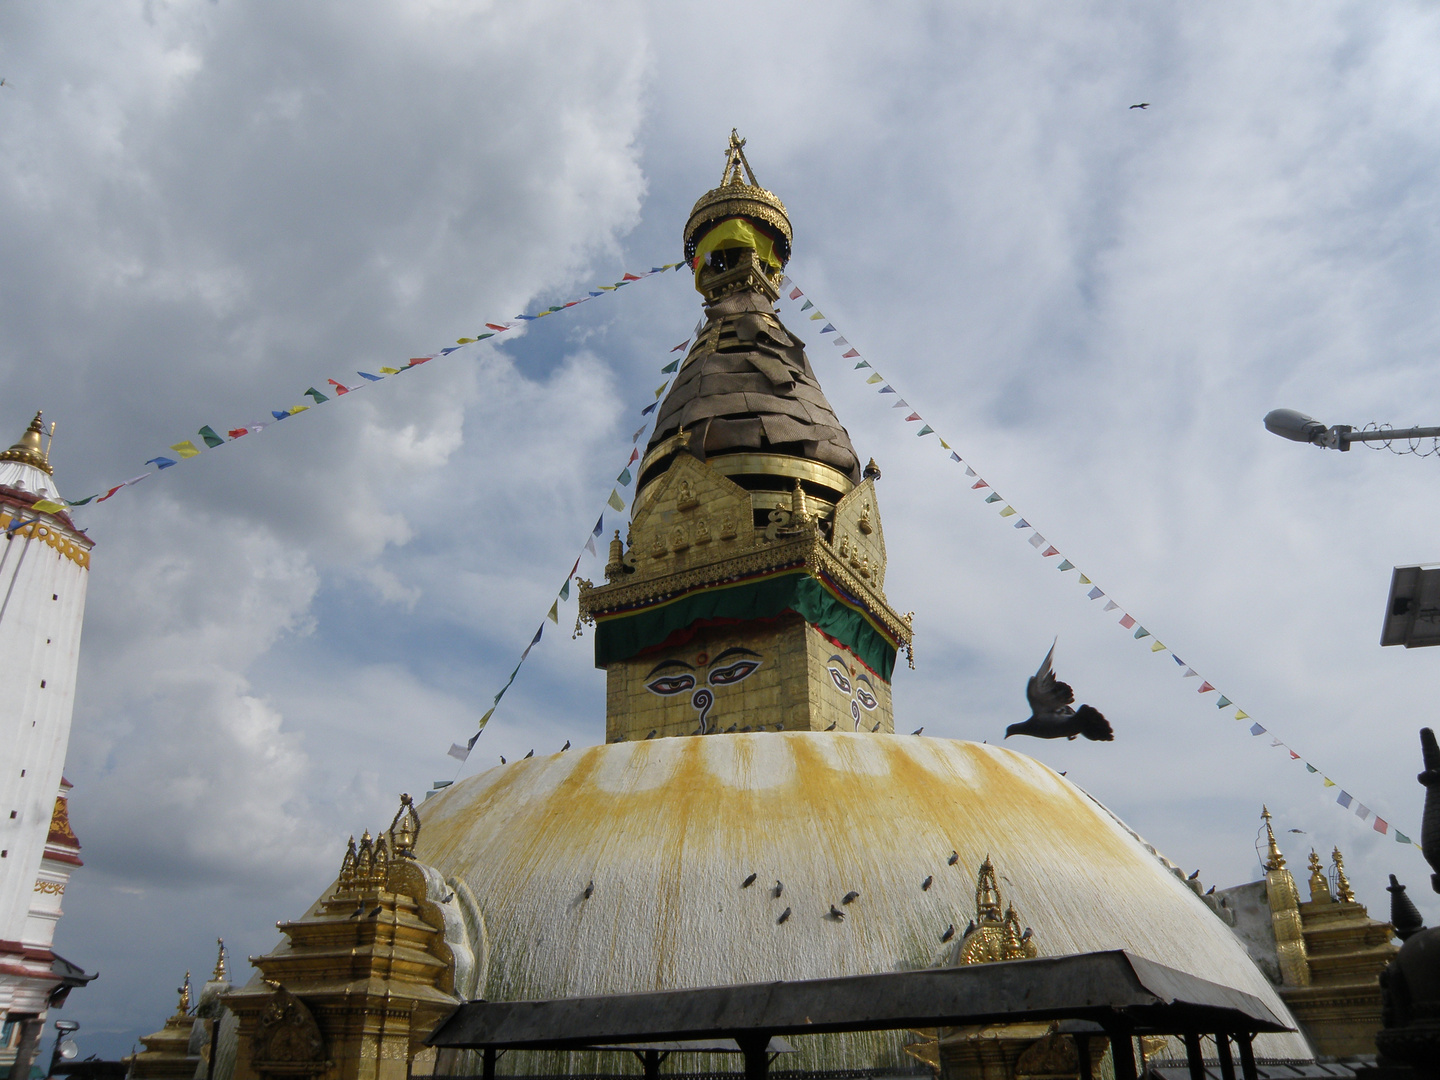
[0,414,95,1077]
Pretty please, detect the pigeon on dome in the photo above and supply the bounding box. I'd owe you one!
[1006,640,1113,742]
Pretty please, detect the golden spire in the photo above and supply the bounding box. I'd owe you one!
[175,971,192,1016]
[388,793,420,859]
[0,411,54,475]
[975,855,1002,922]
[790,478,810,523]
[604,530,627,581]
[1307,850,1332,903]
[212,938,228,981]
[1332,846,1355,902]
[1262,806,1286,871]
[683,131,791,275]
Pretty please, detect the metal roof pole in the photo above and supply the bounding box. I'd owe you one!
[737,1033,771,1080]
[1214,1033,1236,1080]
[1236,1033,1258,1080]
[1182,1033,1205,1080]
[1108,1030,1137,1080]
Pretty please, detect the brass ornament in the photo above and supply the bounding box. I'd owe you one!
[682,130,792,266]
[1308,850,1332,903]
[1332,846,1356,902]
[0,411,54,474]
[955,857,1038,965]
[250,986,327,1074]
[387,793,420,859]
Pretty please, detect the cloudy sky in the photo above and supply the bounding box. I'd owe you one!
[6,0,1440,1059]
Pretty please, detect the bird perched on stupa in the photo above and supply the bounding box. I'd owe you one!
[1006,641,1113,742]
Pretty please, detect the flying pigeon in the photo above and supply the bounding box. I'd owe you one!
[773,880,784,898]
[947,851,959,865]
[777,907,791,924]
[1006,641,1113,742]
[842,890,860,905]
[921,875,933,891]
[911,727,924,736]
[829,904,845,920]
[824,720,837,731]
[561,740,570,752]
[742,873,757,888]
[1130,102,1149,109]
[940,924,955,943]
[524,749,534,758]
[583,880,594,899]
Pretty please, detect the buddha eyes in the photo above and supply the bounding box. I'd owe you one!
[646,674,696,696]
[828,668,851,694]
[708,660,760,686]
[855,685,878,711]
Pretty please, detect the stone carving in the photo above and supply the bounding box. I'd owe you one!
[250,986,327,1076]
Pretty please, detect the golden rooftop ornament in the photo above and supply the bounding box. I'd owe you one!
[212,938,228,982]
[683,129,791,271]
[1332,845,1355,902]
[955,856,1038,965]
[0,411,54,475]
[1262,805,1286,871]
[1308,850,1332,903]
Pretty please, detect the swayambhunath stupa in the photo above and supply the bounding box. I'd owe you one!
[7,129,1437,1080]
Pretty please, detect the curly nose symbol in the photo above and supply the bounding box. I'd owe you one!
[691,688,715,733]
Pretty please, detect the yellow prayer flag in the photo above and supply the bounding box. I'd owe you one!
[546,600,559,624]
[939,438,950,449]
[655,383,667,398]
[1151,641,1166,652]
[809,312,826,321]
[32,499,66,514]
[169,440,201,458]
[456,337,475,344]
[289,406,308,415]
[1232,709,1248,720]
[999,506,1017,517]
[866,373,884,384]
[599,285,616,291]
[379,367,400,374]
[1323,778,1336,788]
[1078,575,1091,584]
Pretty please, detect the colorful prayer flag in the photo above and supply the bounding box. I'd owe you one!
[628,448,639,464]
[1336,791,1352,808]
[1396,830,1411,844]
[1119,615,1136,629]
[617,467,633,486]
[592,515,605,537]
[843,349,860,358]
[789,287,803,299]
[607,489,625,511]
[972,480,989,490]
[1087,587,1104,600]
[661,359,680,373]
[1216,696,1232,708]
[1134,626,1150,639]
[1234,709,1249,720]
[304,387,329,403]
[1103,600,1119,612]
[1042,547,1059,557]
[801,300,814,311]
[198,426,224,448]
[1355,804,1371,821]
[917,425,934,436]
[1198,682,1215,693]
[1014,519,1031,529]
[641,401,658,415]
[999,506,1016,517]
[1078,574,1092,584]
[1058,560,1074,571]
[879,385,896,394]
[1305,764,1317,773]
[866,374,884,384]
[1028,533,1047,548]
[379,366,401,374]
[1151,641,1167,652]
[1250,723,1266,735]
[985,493,1002,503]
[169,441,200,458]
[833,337,849,347]
[31,500,65,514]
[327,379,351,395]
[547,601,559,624]
[905,412,921,421]
[1323,777,1335,787]
[821,324,836,333]
[559,579,570,602]
[147,456,178,469]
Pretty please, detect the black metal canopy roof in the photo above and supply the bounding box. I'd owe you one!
[428,950,1290,1052]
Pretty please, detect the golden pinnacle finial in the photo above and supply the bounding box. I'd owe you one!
[1307,850,1332,903]
[212,938,228,981]
[0,411,54,475]
[388,793,420,859]
[176,971,192,1015]
[790,478,809,523]
[721,129,758,188]
[1332,846,1355,902]
[1262,806,1286,871]
[605,530,627,581]
[975,855,1002,922]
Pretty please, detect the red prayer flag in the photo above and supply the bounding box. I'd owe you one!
[1042,546,1059,557]
[96,484,125,503]
[1374,816,1389,834]
[622,273,642,281]
[628,448,639,464]
[1119,615,1136,629]
[1289,751,1300,759]
[972,480,989,490]
[905,412,921,422]
[670,340,690,352]
[788,287,803,299]
[228,428,248,439]
[485,323,510,332]
[842,349,859,358]
[1198,681,1215,693]
[327,379,350,395]
[563,302,577,308]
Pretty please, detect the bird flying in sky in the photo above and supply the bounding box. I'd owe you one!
[1130,102,1149,109]
[1006,641,1114,742]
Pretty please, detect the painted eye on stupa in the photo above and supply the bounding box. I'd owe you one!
[855,684,878,711]
[828,667,851,694]
[708,659,760,686]
[646,673,696,696]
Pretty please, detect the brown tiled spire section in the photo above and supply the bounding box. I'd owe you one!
[645,290,862,486]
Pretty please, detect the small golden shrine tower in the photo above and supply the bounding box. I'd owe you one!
[579,133,912,741]
[223,797,460,1080]
[124,974,200,1080]
[1256,809,1398,1058]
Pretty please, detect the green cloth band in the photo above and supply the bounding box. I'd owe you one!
[594,571,896,680]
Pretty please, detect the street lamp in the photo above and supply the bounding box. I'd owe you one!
[1263,408,1440,451]
[1266,408,1440,647]
[47,1020,79,1078]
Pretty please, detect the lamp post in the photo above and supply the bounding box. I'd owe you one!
[1264,408,1440,451]
[47,1020,78,1078]
[1265,409,1440,647]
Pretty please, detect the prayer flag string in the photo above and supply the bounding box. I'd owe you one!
[443,343,681,768]
[58,264,684,511]
[778,275,1422,854]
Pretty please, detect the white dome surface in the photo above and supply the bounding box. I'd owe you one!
[416,732,1310,1067]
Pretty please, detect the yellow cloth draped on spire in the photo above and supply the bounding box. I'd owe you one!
[692,218,783,288]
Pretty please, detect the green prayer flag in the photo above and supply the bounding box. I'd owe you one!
[1134,627,1151,640]
[800,300,814,311]
[661,359,679,373]
[985,493,1002,503]
[304,387,329,403]
[607,489,625,511]
[1396,830,1411,844]
[1216,696,1232,708]
[559,580,570,601]
[1305,764,1318,773]
[198,425,224,448]
[617,467,633,486]
[854,361,870,369]
[1057,560,1074,571]
[917,425,934,436]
